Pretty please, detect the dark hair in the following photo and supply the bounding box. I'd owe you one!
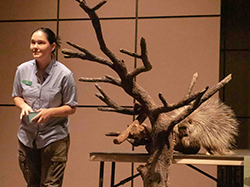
[32,27,61,56]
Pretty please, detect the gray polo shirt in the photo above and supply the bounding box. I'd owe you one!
[12,59,78,149]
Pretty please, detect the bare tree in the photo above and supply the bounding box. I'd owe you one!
[62,1,237,186]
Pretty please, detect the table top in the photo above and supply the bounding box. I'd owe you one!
[89,149,250,166]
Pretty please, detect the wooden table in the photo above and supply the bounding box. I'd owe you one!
[90,150,250,187]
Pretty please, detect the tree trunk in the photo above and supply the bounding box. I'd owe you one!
[138,114,174,187]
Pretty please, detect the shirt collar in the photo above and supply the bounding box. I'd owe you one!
[45,58,56,75]
[33,58,56,75]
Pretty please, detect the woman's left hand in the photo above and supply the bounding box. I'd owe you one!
[32,108,52,124]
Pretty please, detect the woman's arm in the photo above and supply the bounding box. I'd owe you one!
[32,105,77,124]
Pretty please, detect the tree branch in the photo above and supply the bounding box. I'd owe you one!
[77,0,128,78]
[120,49,141,58]
[79,75,122,87]
[94,84,139,115]
[127,38,152,79]
[97,107,139,115]
[166,74,232,133]
[95,84,118,107]
[158,93,169,107]
[62,41,113,67]
[153,87,208,115]
[184,72,198,99]
[201,74,232,102]
[166,88,206,133]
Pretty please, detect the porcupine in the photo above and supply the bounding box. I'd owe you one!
[173,98,239,155]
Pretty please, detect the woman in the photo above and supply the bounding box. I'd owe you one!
[12,27,77,187]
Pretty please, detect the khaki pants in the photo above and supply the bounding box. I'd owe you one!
[18,136,70,187]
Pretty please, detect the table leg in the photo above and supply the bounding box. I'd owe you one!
[217,166,243,187]
[99,161,104,187]
[111,162,116,187]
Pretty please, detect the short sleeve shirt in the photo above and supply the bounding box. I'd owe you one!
[12,59,78,148]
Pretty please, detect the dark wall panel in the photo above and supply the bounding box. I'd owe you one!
[223,1,250,49]
[224,51,250,117]
[220,0,250,149]
[236,118,250,149]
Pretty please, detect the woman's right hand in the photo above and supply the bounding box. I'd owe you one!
[20,105,33,120]
[13,97,33,120]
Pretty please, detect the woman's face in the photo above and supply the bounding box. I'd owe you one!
[30,30,55,62]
